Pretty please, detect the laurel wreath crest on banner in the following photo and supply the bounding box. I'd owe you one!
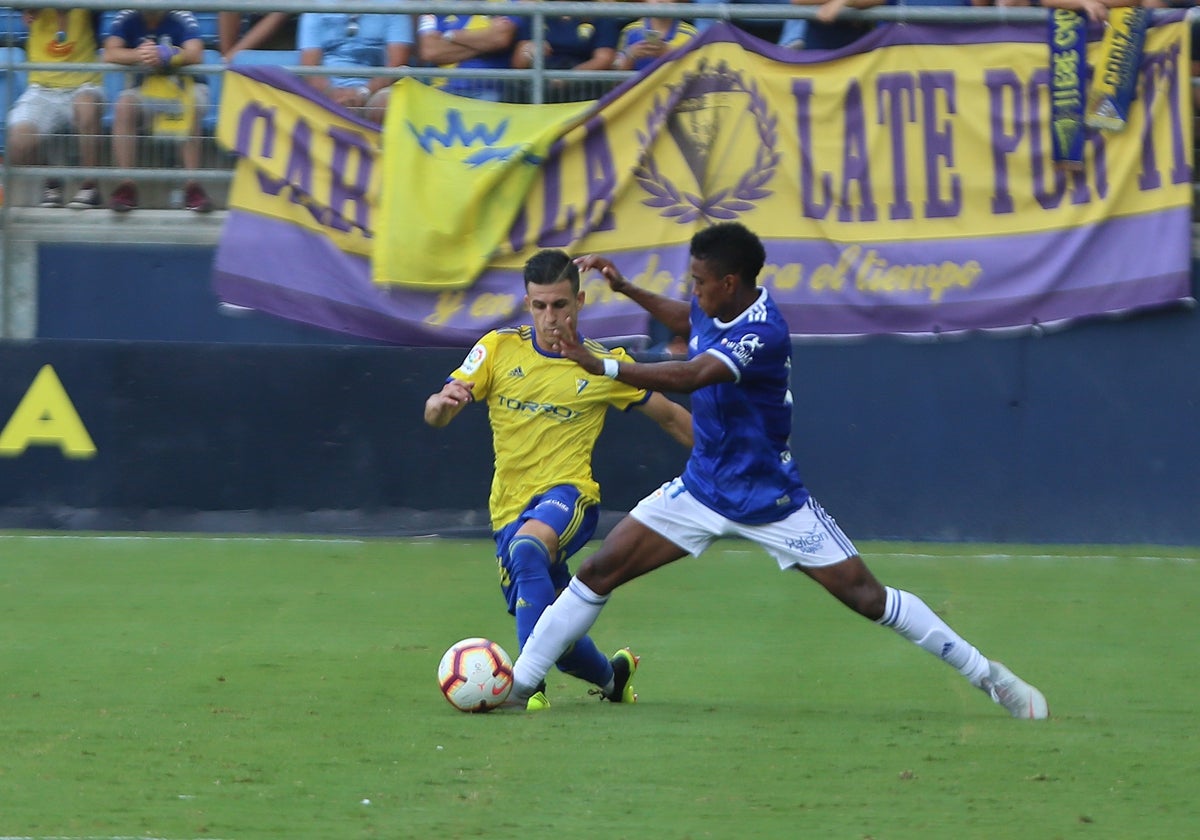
[634,62,779,224]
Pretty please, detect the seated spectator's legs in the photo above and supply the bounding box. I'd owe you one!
[178,83,210,171]
[365,87,391,126]
[64,85,104,208]
[5,117,40,166]
[4,108,66,207]
[173,85,213,212]
[111,88,139,170]
[72,86,103,169]
[7,86,58,165]
[110,83,212,211]
[7,84,102,207]
[108,89,140,211]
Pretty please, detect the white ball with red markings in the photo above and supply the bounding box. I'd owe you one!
[437,637,514,713]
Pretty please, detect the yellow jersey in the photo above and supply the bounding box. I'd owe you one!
[27,9,101,89]
[451,325,649,531]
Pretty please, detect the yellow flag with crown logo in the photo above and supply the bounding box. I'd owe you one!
[374,79,590,291]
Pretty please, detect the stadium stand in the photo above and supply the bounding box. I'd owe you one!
[229,48,301,69]
[193,11,221,49]
[100,63,128,132]
[0,6,27,47]
[202,48,222,134]
[98,8,118,41]
[0,44,25,154]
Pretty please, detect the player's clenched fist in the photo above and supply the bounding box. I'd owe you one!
[423,379,474,427]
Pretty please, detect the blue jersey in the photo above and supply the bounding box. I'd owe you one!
[108,10,203,49]
[515,15,619,69]
[417,4,515,99]
[107,10,208,86]
[681,288,808,524]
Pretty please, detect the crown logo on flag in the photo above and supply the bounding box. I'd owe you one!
[633,60,779,225]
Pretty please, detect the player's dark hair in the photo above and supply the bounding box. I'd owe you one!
[690,222,766,288]
[524,249,580,294]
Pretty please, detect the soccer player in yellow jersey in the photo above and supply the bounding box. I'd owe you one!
[6,9,104,208]
[424,249,693,710]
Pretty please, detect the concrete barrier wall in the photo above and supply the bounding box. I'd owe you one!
[0,340,691,535]
[5,243,1199,544]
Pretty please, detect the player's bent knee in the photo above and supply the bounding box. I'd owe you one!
[575,552,621,596]
[854,586,887,621]
[805,557,886,619]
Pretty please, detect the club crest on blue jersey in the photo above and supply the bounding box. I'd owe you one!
[723,333,763,366]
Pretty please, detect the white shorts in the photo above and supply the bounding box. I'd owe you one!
[8,83,104,134]
[630,477,859,570]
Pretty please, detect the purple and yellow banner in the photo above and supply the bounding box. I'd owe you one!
[214,18,1193,346]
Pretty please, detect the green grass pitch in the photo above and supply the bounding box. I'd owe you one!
[1,533,1196,839]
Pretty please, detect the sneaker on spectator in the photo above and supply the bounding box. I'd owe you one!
[109,180,138,213]
[40,179,64,208]
[67,181,100,209]
[184,181,213,214]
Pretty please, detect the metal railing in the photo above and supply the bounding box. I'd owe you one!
[0,2,1191,200]
[0,1,1195,338]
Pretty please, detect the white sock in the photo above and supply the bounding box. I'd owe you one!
[511,577,608,699]
[877,586,990,687]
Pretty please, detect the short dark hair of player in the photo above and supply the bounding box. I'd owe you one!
[690,222,766,289]
[524,249,580,294]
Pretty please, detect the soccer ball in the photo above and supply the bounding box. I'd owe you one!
[437,637,514,712]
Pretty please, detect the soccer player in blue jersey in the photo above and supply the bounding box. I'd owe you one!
[509,223,1049,719]
[424,249,693,710]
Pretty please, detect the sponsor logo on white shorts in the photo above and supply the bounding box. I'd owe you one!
[786,527,826,552]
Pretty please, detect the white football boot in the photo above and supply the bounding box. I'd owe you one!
[981,660,1049,720]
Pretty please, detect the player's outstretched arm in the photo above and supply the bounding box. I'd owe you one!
[575,254,691,340]
[637,392,694,449]
[423,379,474,428]
[550,315,735,395]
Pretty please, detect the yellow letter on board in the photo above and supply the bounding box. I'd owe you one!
[0,364,97,458]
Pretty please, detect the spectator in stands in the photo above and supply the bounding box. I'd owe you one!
[900,0,977,9]
[297,7,413,124]
[1036,0,1129,22]
[778,18,808,49]
[217,11,298,61]
[416,3,516,101]
[102,10,213,213]
[775,0,983,56]
[789,0,887,51]
[691,0,793,44]
[613,2,698,72]
[1039,0,1189,111]
[511,2,621,103]
[6,9,104,208]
